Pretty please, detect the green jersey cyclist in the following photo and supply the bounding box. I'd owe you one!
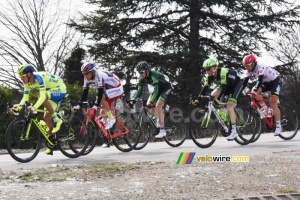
[127,61,172,138]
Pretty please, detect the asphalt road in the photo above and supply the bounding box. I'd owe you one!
[1,132,299,172]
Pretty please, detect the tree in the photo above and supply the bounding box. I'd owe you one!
[269,25,300,107]
[63,45,86,85]
[0,0,78,88]
[70,0,300,102]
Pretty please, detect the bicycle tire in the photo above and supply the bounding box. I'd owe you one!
[57,115,89,158]
[134,113,151,150]
[5,119,41,163]
[234,106,261,145]
[189,107,218,148]
[164,110,187,147]
[82,118,98,155]
[278,104,299,140]
[112,113,141,152]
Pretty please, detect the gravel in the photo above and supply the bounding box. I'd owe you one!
[0,150,299,200]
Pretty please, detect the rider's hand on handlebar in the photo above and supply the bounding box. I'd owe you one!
[8,104,23,116]
[191,99,199,106]
[126,100,136,109]
[27,105,37,114]
[146,102,155,108]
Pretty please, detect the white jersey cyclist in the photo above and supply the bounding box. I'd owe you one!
[83,69,124,100]
[78,63,124,131]
[244,62,280,83]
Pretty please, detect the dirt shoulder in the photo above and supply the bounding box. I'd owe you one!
[0,150,299,200]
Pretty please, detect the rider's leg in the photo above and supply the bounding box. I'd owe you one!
[226,98,238,140]
[270,95,281,136]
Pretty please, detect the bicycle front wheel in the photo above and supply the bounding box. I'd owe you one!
[189,108,218,148]
[134,114,151,150]
[164,110,187,147]
[234,106,261,145]
[5,119,41,163]
[57,116,89,158]
[112,113,141,152]
[278,104,299,140]
[82,118,98,155]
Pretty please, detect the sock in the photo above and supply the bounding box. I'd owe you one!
[276,120,281,127]
[107,110,113,119]
[231,124,236,131]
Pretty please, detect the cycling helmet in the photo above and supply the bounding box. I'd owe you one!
[17,64,36,76]
[202,57,219,69]
[242,54,256,65]
[81,63,96,73]
[136,61,151,73]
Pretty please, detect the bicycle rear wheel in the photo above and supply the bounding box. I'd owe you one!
[189,108,218,148]
[57,116,89,158]
[234,106,261,145]
[278,104,299,140]
[5,119,41,163]
[112,113,141,152]
[164,110,187,147]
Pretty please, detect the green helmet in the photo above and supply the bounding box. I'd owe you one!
[136,61,150,72]
[202,57,219,69]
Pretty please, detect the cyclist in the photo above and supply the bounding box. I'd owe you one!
[241,54,282,136]
[9,64,67,154]
[127,61,172,138]
[192,57,243,140]
[74,63,124,132]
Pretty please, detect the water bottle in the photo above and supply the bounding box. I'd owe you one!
[267,108,273,118]
[218,109,225,120]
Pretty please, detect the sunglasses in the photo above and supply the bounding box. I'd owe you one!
[139,71,145,74]
[205,68,211,71]
[82,72,90,76]
[244,64,252,67]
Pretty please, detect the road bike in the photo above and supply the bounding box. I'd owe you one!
[125,99,187,150]
[248,92,299,142]
[5,99,89,163]
[80,101,141,154]
[189,95,260,148]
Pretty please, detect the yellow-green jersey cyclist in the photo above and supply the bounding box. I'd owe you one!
[9,64,67,149]
[192,57,243,140]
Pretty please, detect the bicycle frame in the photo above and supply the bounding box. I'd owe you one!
[25,108,75,146]
[249,95,275,129]
[85,108,129,140]
[200,96,230,134]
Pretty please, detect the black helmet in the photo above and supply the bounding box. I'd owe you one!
[136,61,151,73]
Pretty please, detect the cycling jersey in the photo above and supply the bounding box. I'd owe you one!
[20,72,67,110]
[200,68,242,100]
[83,69,121,89]
[244,63,279,82]
[81,69,124,106]
[242,62,280,92]
[134,70,171,103]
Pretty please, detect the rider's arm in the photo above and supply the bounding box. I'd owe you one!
[32,74,47,110]
[217,68,229,100]
[198,74,211,97]
[254,75,263,91]
[19,83,30,105]
[79,87,89,105]
[134,79,144,99]
[95,87,104,106]
[242,77,250,90]
[150,83,159,103]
